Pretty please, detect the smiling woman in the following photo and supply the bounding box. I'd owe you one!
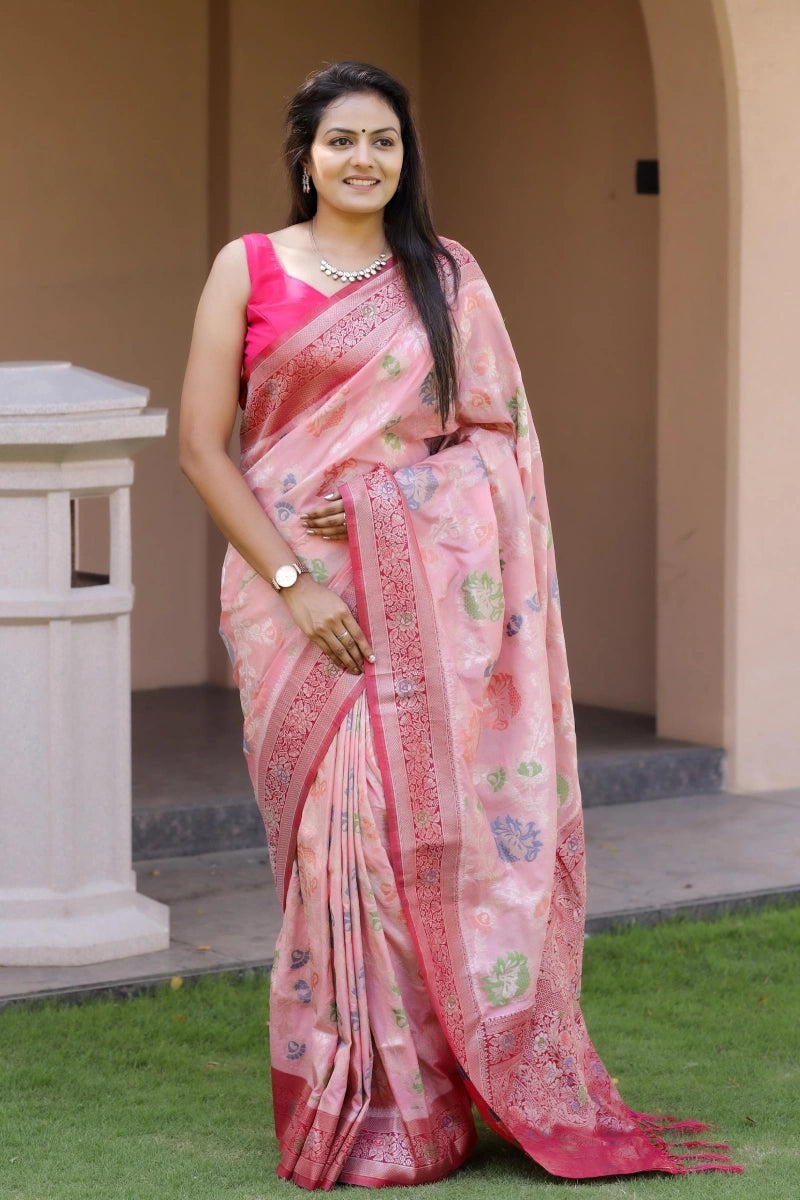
[178,60,740,1191]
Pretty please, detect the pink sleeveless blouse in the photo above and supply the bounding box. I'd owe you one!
[241,233,329,386]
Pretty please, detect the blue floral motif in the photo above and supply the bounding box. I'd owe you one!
[472,453,488,478]
[526,593,541,613]
[506,614,523,637]
[290,949,310,970]
[282,472,297,492]
[491,815,544,863]
[550,574,560,607]
[294,979,312,1004]
[275,500,295,522]
[396,465,438,511]
[419,371,436,407]
[286,1040,306,1060]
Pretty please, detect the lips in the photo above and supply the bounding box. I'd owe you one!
[344,178,379,188]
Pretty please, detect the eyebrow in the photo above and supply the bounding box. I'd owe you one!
[323,126,400,136]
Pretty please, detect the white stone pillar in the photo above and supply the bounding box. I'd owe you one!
[0,362,169,964]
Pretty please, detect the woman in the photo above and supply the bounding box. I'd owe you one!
[180,62,738,1189]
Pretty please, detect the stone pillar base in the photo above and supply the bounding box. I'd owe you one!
[0,889,169,966]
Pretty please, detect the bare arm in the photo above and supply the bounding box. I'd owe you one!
[178,239,373,673]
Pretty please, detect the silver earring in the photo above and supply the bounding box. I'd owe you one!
[302,169,311,195]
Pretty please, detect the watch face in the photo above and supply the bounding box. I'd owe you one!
[275,564,299,589]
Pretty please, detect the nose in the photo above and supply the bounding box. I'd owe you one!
[350,135,373,168]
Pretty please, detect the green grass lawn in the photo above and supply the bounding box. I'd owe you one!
[1,904,798,1200]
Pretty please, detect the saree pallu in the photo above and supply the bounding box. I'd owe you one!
[220,242,740,1188]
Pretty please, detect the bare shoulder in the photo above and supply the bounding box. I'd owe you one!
[213,237,249,278]
[268,222,311,251]
[203,238,250,307]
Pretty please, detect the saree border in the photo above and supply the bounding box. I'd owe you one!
[243,267,410,441]
[342,467,477,1072]
[254,611,366,906]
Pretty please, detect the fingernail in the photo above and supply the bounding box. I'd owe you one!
[367,654,376,663]
[324,493,337,501]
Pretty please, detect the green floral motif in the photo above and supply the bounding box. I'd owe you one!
[383,415,402,449]
[481,951,531,1007]
[381,354,402,377]
[329,1000,340,1025]
[369,910,383,932]
[487,768,506,792]
[518,761,543,778]
[546,523,554,550]
[507,387,529,436]
[393,1008,409,1029]
[411,1070,424,1095]
[309,558,329,583]
[577,1084,588,1107]
[557,774,570,808]
[461,571,504,621]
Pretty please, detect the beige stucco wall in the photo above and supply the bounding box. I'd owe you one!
[421,0,659,713]
[0,0,210,688]
[639,0,730,748]
[717,0,800,788]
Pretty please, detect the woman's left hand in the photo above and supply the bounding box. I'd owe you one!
[302,492,349,541]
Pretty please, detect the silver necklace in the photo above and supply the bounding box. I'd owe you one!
[309,223,388,284]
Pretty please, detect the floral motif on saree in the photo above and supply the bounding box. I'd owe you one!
[220,242,741,1188]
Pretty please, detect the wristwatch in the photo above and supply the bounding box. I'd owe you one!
[271,561,309,592]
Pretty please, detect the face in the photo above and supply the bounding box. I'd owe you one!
[306,91,404,217]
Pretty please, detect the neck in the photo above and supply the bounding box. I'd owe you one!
[310,204,387,259]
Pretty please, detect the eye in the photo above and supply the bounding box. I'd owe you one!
[329,136,352,147]
[376,138,396,148]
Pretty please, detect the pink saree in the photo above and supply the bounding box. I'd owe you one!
[220,242,740,1188]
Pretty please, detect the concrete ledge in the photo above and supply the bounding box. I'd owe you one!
[132,797,263,859]
[586,883,800,935]
[578,745,725,807]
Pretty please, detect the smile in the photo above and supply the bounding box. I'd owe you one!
[344,178,379,188]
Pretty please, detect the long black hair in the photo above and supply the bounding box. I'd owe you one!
[284,62,460,426]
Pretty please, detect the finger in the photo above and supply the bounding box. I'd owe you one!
[311,634,353,674]
[324,631,362,674]
[308,513,347,530]
[342,616,375,666]
[303,500,345,522]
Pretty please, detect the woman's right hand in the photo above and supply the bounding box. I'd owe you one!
[281,574,375,674]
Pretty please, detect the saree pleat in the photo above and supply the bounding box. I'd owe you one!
[271,693,476,1188]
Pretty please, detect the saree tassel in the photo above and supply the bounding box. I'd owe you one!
[657,1141,743,1174]
[676,1153,737,1162]
[673,1140,731,1149]
[635,1112,713,1134]
[633,1112,743,1174]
